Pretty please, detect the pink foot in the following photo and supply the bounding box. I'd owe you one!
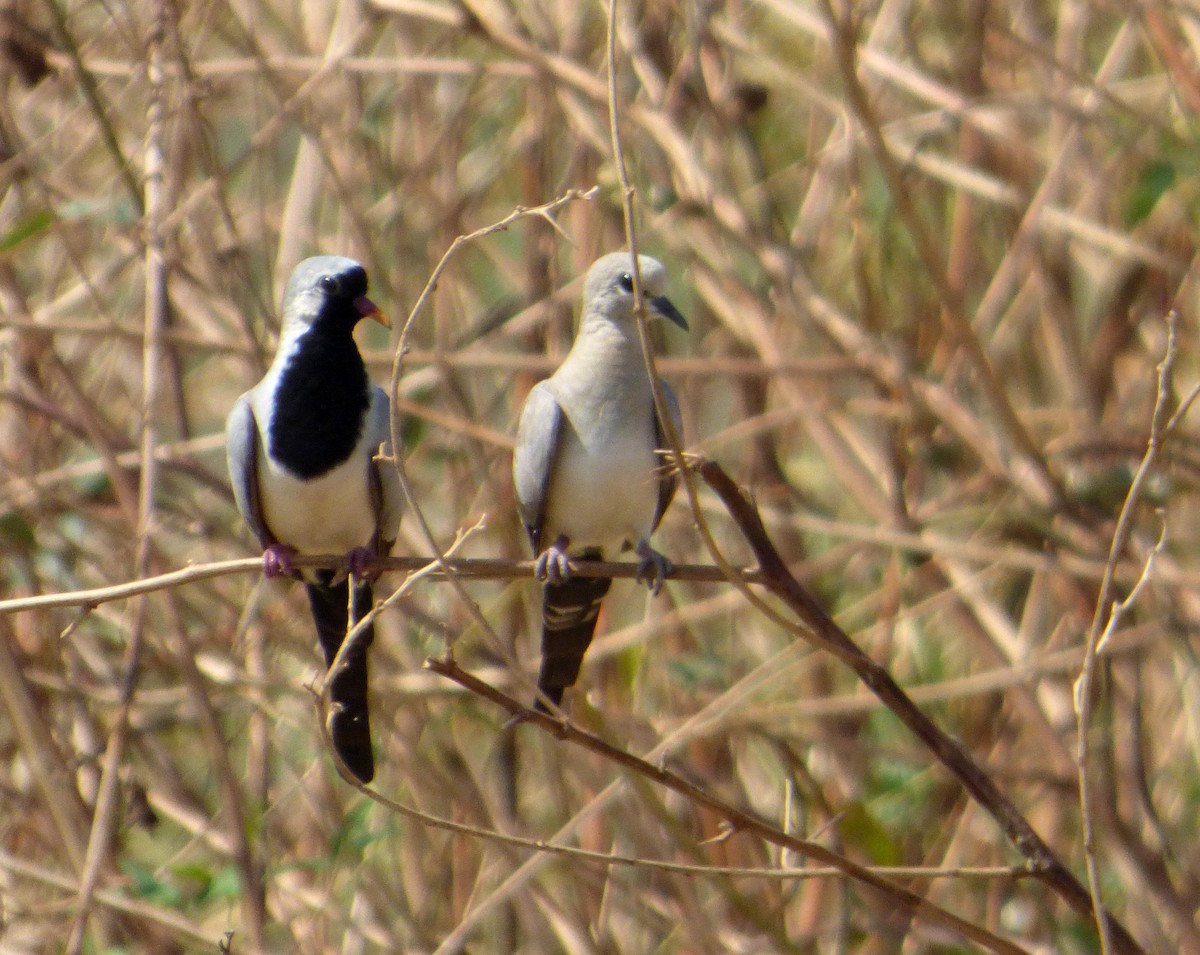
[346,546,378,581]
[263,543,297,578]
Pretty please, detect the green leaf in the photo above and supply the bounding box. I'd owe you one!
[77,471,113,501]
[838,801,903,866]
[169,862,213,898]
[0,511,36,549]
[1124,159,1175,226]
[402,412,427,450]
[331,800,380,855]
[120,859,183,907]
[199,865,242,903]
[0,210,53,253]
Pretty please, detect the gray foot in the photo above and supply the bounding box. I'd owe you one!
[535,535,572,584]
[634,539,672,595]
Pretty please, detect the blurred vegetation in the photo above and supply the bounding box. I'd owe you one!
[1,0,1199,952]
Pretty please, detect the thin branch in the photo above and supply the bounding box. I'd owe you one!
[41,0,143,213]
[317,519,488,753]
[317,694,1025,890]
[383,188,597,671]
[0,556,764,615]
[429,656,1029,954]
[1075,309,1181,955]
[0,849,212,945]
[65,12,168,951]
[694,455,1146,955]
[605,0,786,648]
[815,0,1065,511]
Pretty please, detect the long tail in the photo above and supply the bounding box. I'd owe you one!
[537,554,612,712]
[306,574,375,782]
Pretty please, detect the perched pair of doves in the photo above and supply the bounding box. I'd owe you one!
[226,252,687,782]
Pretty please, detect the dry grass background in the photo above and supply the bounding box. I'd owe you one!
[1,0,1199,952]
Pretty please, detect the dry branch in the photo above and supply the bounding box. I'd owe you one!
[425,656,1030,955]
[693,456,1147,955]
[1076,311,1186,954]
[2,0,1195,950]
[0,557,764,615]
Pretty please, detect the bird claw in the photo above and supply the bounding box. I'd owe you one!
[535,537,572,584]
[345,546,378,582]
[263,543,298,579]
[634,540,672,595]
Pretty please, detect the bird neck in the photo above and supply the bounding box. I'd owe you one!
[564,315,649,376]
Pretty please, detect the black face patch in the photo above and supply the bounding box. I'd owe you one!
[319,265,367,302]
[269,323,371,479]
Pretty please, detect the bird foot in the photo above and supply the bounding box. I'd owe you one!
[345,546,378,582]
[263,543,298,579]
[534,536,572,584]
[634,540,672,595]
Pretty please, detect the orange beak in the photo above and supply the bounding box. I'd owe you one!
[355,295,391,329]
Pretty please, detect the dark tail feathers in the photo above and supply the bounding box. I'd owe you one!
[306,574,376,783]
[536,565,613,712]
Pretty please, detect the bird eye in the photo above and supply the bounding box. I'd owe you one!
[618,272,634,292]
[319,274,341,295]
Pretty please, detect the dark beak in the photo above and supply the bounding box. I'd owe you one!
[354,295,391,328]
[649,295,689,331]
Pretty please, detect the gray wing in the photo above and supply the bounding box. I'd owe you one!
[650,379,684,533]
[512,381,564,556]
[225,393,274,548]
[365,385,405,553]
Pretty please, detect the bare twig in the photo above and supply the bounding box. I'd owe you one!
[0,556,764,615]
[815,0,1065,511]
[317,693,1024,890]
[694,455,1146,955]
[1075,310,1181,955]
[0,849,212,944]
[426,655,1030,955]
[65,13,168,951]
[383,188,597,668]
[6,2,1196,950]
[317,518,489,762]
[606,0,792,649]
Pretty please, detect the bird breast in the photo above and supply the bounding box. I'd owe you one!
[543,394,660,552]
[257,451,378,556]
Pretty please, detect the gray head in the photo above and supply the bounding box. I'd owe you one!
[582,252,688,330]
[281,255,390,331]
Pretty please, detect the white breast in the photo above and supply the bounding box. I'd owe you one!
[257,451,376,556]
[542,398,659,553]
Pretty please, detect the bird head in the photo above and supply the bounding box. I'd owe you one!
[583,252,688,331]
[282,256,391,333]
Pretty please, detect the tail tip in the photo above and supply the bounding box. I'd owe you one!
[328,709,375,783]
